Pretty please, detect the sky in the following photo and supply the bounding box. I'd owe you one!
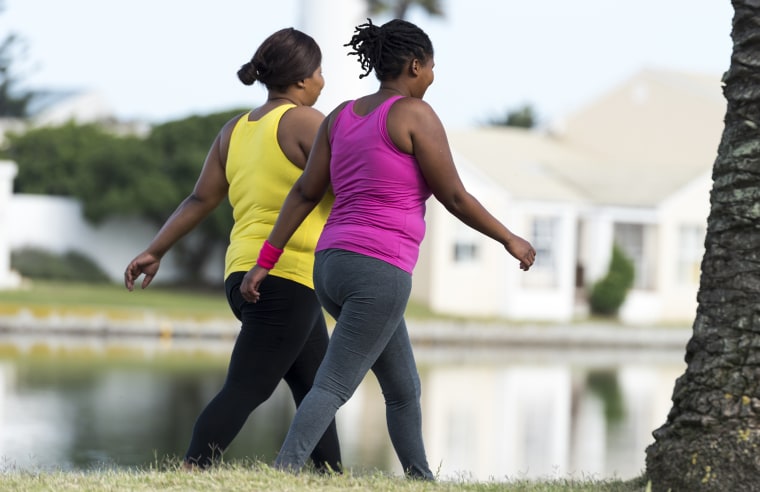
[0,0,734,129]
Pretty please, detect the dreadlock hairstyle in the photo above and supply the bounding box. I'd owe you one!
[237,28,321,92]
[344,18,434,80]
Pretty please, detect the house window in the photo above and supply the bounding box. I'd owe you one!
[677,224,705,285]
[452,222,480,263]
[453,242,478,262]
[523,216,558,288]
[613,223,656,290]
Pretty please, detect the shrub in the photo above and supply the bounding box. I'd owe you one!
[589,244,635,316]
[11,247,110,283]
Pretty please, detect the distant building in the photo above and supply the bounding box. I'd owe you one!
[0,89,150,144]
[412,68,724,325]
[26,89,115,126]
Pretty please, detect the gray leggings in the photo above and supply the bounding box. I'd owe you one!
[274,248,433,480]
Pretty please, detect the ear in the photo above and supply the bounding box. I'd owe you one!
[408,59,421,77]
[296,79,307,89]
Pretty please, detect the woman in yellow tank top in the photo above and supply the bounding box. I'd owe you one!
[123,28,340,472]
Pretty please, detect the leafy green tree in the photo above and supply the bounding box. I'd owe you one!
[488,104,537,128]
[144,110,244,280]
[366,0,443,19]
[4,109,246,284]
[644,2,760,490]
[6,123,166,221]
[0,1,34,117]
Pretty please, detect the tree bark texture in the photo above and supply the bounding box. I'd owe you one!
[645,2,760,491]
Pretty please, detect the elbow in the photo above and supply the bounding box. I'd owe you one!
[439,190,468,217]
[293,182,325,205]
[186,193,219,214]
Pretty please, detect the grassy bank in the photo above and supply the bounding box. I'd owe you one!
[3,459,650,491]
[0,279,443,321]
[0,280,231,319]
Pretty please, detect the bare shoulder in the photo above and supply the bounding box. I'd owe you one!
[281,105,325,127]
[394,96,434,111]
[279,107,324,148]
[219,112,247,144]
[324,100,353,133]
[390,97,439,122]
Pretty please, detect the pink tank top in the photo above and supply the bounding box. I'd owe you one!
[315,95,432,274]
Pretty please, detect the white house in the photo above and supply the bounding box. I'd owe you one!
[411,68,725,325]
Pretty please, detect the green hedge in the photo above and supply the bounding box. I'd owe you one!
[11,247,110,283]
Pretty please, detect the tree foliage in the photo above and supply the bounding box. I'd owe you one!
[0,2,34,117]
[5,123,165,222]
[488,104,537,128]
[3,108,247,284]
[644,2,760,490]
[144,110,244,278]
[366,0,444,19]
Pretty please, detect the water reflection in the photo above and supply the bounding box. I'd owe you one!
[0,331,686,480]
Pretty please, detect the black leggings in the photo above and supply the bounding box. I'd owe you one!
[184,272,342,471]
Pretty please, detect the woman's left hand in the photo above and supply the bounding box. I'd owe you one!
[240,265,269,302]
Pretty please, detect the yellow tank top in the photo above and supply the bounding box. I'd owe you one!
[224,105,333,288]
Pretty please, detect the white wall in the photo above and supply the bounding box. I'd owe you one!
[655,173,711,323]
[417,156,580,323]
[504,200,579,322]
[421,158,511,318]
[8,194,224,285]
[0,161,21,289]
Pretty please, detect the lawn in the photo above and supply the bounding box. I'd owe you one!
[2,459,651,491]
[0,279,444,321]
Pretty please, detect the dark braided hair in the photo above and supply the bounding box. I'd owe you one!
[237,28,321,92]
[345,18,434,80]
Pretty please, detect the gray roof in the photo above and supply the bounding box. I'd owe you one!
[446,68,726,208]
[447,126,592,204]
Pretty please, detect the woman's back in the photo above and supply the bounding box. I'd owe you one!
[226,105,333,287]
[316,95,431,274]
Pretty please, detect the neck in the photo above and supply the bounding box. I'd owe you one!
[379,85,406,96]
[268,95,299,106]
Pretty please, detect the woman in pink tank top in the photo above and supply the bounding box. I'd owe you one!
[241,18,536,480]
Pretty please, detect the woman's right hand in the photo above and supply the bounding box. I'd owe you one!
[240,265,269,303]
[124,252,161,291]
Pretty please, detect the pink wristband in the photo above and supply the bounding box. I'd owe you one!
[256,240,284,270]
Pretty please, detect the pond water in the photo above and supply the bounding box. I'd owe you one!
[0,330,687,481]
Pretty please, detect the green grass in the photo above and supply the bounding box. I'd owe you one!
[1,458,650,491]
[0,279,452,322]
[0,280,232,320]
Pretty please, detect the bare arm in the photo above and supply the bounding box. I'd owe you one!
[389,99,536,270]
[124,118,234,290]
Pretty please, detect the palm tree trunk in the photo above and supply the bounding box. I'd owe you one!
[645,2,760,491]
